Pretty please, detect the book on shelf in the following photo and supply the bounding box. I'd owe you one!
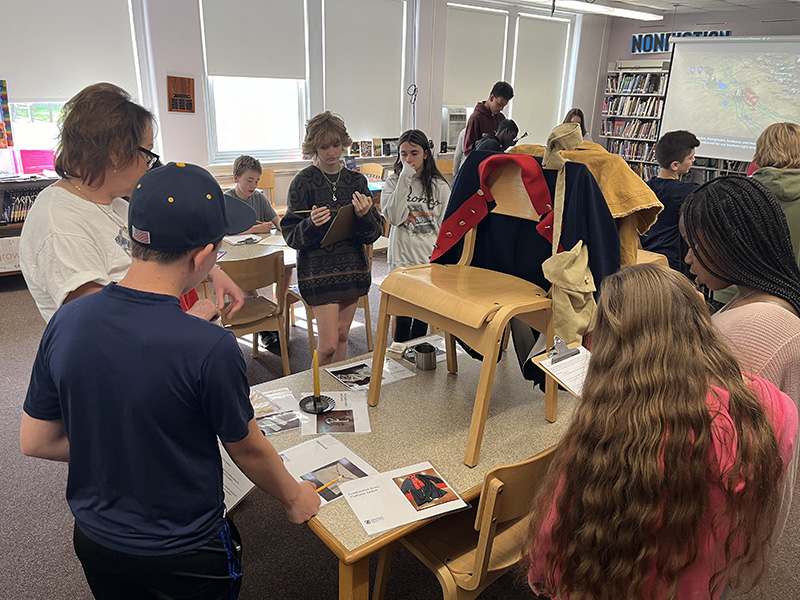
[349,141,361,157]
[372,138,383,157]
[359,140,373,158]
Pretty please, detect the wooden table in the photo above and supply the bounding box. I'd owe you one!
[219,233,297,266]
[253,349,577,599]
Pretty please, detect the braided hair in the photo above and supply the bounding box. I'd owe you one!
[681,174,800,314]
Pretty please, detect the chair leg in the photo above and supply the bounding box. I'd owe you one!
[361,297,373,352]
[252,332,259,358]
[278,322,291,376]
[368,294,392,407]
[373,541,399,600]
[464,331,503,467]
[544,313,558,423]
[445,332,458,374]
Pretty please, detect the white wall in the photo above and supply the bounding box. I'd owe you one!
[140,0,210,166]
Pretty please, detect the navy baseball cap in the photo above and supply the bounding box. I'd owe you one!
[128,162,256,251]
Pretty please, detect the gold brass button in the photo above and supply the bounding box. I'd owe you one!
[446,232,453,237]
[477,189,484,196]
[459,220,466,226]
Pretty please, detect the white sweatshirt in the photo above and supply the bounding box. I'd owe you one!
[381,164,451,272]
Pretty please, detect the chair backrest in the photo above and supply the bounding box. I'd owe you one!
[485,161,543,222]
[463,445,557,589]
[217,250,285,312]
[360,163,384,179]
[436,158,454,176]
[258,169,276,207]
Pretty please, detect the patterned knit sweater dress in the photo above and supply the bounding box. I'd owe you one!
[281,165,382,306]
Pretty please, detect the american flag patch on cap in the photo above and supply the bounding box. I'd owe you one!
[131,226,151,244]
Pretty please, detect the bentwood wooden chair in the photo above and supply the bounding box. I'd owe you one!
[359,163,384,180]
[257,169,277,209]
[217,250,291,375]
[284,245,374,359]
[367,161,557,467]
[373,445,558,600]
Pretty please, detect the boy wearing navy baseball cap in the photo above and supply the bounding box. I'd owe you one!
[21,163,319,599]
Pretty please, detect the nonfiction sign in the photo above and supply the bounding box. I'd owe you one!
[631,30,732,54]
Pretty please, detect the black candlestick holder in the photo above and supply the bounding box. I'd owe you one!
[299,394,335,414]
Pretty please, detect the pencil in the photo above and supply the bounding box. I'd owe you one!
[291,209,314,214]
[316,477,340,494]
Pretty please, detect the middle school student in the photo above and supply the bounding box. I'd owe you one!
[20,162,320,600]
[381,129,451,342]
[640,129,700,272]
[225,155,282,235]
[281,112,383,365]
[473,119,518,153]
[750,122,800,264]
[523,263,797,600]
[563,107,592,142]
[463,81,514,157]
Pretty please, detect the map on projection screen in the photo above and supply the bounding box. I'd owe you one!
[660,37,800,162]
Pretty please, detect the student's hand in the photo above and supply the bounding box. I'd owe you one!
[352,191,373,217]
[310,204,331,227]
[400,160,416,178]
[208,268,245,318]
[284,480,322,524]
[187,298,222,321]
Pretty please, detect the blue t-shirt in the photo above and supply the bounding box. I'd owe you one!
[641,177,699,271]
[24,283,254,556]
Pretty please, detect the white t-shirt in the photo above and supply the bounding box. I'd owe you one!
[20,185,132,322]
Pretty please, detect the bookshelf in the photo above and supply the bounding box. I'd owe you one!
[601,59,670,180]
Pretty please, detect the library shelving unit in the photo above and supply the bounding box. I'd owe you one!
[601,58,670,180]
[0,177,56,276]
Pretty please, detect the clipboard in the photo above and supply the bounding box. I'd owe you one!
[531,340,590,398]
[320,204,356,247]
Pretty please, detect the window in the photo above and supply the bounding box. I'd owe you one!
[207,77,306,162]
[201,0,307,163]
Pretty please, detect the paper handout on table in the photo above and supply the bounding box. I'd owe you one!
[534,345,591,398]
[299,390,370,435]
[251,388,304,435]
[340,461,467,535]
[224,234,261,245]
[280,435,378,505]
[326,357,414,391]
[219,440,255,511]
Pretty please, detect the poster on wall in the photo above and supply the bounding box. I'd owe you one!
[0,80,12,149]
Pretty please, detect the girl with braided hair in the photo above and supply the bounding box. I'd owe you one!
[522,264,797,600]
[680,175,800,408]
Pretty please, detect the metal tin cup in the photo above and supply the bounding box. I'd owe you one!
[414,342,437,371]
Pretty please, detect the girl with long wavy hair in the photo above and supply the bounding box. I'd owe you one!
[381,129,450,342]
[522,264,797,600]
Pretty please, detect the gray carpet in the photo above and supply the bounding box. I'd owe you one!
[1,256,797,599]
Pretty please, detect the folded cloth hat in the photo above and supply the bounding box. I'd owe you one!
[129,162,256,250]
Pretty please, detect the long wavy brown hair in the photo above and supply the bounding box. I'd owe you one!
[520,264,784,600]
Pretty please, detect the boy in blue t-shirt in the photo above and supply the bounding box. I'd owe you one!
[641,130,700,274]
[20,163,320,599]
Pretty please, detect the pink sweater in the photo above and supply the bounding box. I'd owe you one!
[528,376,798,599]
[713,302,800,409]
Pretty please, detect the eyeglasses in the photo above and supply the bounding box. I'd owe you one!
[138,146,161,170]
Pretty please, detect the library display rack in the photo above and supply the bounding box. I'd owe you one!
[0,177,55,276]
[600,59,670,180]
